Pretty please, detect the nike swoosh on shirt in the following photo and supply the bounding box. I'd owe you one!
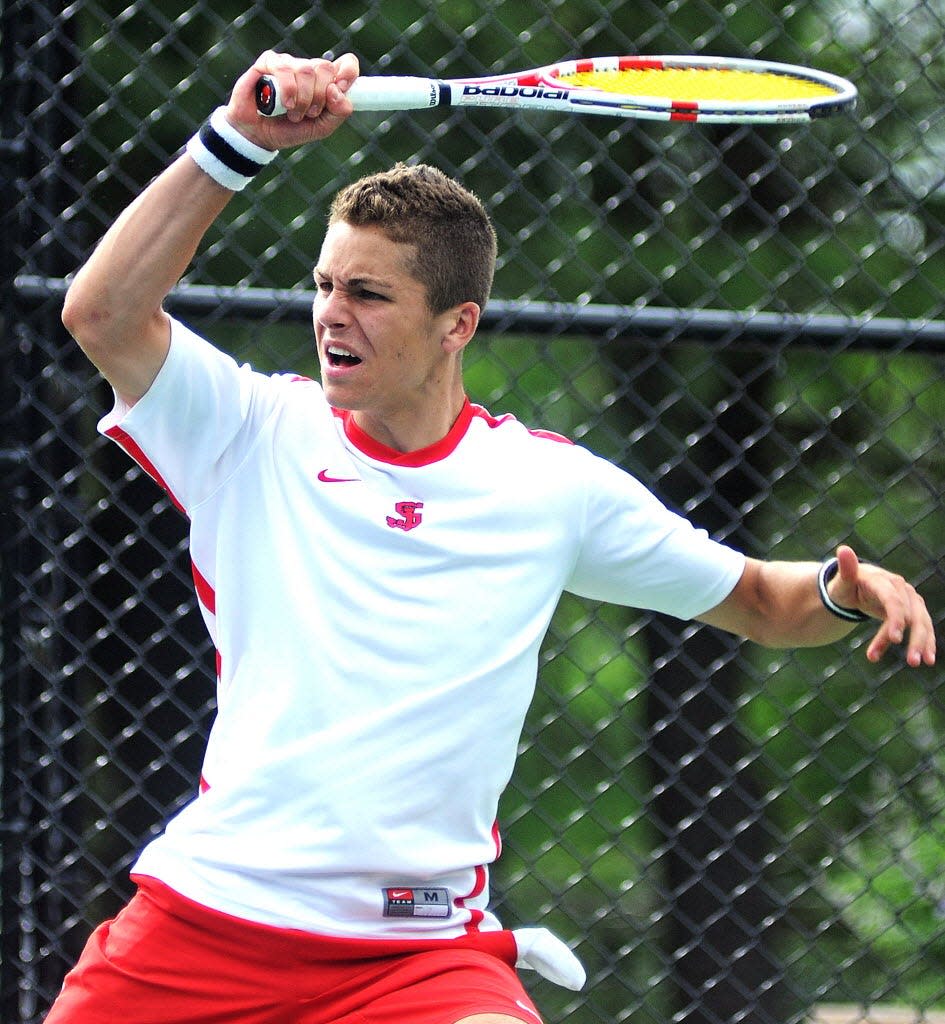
[317,469,359,484]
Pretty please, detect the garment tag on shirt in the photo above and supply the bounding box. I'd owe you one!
[383,887,452,918]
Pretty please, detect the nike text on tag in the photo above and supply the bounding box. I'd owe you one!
[382,886,451,918]
[317,469,359,483]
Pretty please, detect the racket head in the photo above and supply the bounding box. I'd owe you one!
[520,55,857,121]
[254,54,857,124]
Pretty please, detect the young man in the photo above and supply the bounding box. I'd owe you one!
[52,51,934,1024]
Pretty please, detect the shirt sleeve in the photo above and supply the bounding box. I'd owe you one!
[97,317,287,515]
[565,447,746,620]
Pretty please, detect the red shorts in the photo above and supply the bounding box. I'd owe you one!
[44,877,542,1024]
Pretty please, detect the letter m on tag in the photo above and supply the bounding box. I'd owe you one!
[386,501,424,532]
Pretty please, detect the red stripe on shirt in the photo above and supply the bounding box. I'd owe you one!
[457,865,487,933]
[470,404,573,445]
[191,560,216,615]
[104,425,187,515]
[456,820,503,933]
[491,819,503,857]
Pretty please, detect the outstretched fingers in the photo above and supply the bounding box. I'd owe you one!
[865,577,936,667]
[833,546,935,667]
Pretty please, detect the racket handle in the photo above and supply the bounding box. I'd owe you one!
[255,75,444,117]
[255,76,284,116]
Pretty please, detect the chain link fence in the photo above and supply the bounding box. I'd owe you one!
[3,1,944,1022]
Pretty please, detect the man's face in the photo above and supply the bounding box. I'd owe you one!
[313,221,460,430]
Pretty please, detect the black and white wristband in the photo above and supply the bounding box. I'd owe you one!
[186,106,277,191]
[817,556,870,623]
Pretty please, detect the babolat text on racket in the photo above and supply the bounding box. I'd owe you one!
[255,55,857,125]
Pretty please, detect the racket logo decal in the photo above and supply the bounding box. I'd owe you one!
[383,886,451,918]
[386,501,424,532]
[461,84,568,102]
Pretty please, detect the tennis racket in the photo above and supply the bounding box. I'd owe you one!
[255,55,857,125]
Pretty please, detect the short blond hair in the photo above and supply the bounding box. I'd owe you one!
[329,163,497,313]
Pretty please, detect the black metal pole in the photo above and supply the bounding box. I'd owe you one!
[0,0,33,1018]
[14,275,945,352]
[2,2,83,1019]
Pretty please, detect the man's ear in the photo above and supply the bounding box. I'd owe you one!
[441,302,481,355]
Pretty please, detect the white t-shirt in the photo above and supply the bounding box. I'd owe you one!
[99,318,745,940]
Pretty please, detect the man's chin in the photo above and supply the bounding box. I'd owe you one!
[320,380,361,411]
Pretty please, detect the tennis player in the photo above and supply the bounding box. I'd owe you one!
[51,51,935,1024]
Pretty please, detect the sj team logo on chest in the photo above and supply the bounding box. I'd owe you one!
[386,501,423,532]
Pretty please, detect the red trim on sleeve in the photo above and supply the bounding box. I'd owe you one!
[104,425,187,515]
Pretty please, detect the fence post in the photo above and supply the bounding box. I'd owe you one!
[2,1,82,1018]
[0,0,33,1014]
[1,6,30,1021]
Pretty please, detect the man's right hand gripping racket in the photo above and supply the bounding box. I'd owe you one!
[256,55,857,125]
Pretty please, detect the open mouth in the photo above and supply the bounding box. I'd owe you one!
[326,345,363,368]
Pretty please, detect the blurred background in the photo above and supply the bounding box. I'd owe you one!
[2,1,944,1022]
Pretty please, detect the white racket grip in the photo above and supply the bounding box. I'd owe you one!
[256,75,443,117]
[348,76,443,110]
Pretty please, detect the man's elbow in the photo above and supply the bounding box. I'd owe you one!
[61,279,111,355]
[699,558,796,649]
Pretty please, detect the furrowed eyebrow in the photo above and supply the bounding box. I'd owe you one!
[348,277,393,292]
[313,269,394,292]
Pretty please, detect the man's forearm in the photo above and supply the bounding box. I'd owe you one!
[701,558,858,649]
[62,153,234,402]
[700,548,934,667]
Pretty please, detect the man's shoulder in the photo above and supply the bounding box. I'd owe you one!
[467,403,574,448]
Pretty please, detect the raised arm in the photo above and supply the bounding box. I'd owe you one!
[699,543,936,668]
[61,50,359,406]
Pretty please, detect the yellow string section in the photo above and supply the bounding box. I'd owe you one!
[558,68,837,101]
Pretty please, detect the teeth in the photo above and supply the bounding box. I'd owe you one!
[328,345,355,357]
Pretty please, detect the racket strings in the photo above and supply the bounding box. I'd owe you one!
[557,68,839,102]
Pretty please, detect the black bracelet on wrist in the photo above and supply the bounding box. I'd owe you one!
[817,556,870,622]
